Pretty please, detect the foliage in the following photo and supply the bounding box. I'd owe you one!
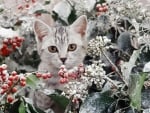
[0,0,150,113]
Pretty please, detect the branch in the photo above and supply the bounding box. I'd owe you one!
[101,48,127,85]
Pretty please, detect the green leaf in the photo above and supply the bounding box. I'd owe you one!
[26,74,40,88]
[19,101,26,113]
[0,8,4,13]
[49,94,69,110]
[34,10,50,14]
[80,91,115,113]
[68,8,77,24]
[22,97,45,113]
[28,103,45,113]
[129,72,148,111]
[44,0,51,5]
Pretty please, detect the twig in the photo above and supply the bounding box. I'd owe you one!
[66,0,74,8]
[101,48,127,85]
[102,75,118,89]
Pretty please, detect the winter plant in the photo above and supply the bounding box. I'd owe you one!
[0,0,150,113]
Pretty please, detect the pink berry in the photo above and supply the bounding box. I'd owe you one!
[42,73,48,79]
[7,95,14,103]
[7,80,13,87]
[20,81,26,87]
[47,73,52,78]
[20,76,26,81]
[11,71,17,76]
[1,84,8,90]
[12,87,17,93]
[58,70,64,77]
[36,73,42,78]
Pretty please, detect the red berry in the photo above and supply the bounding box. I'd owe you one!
[20,76,26,81]
[59,78,65,84]
[3,38,9,44]
[0,46,11,56]
[25,4,29,8]
[59,78,68,84]
[14,75,19,81]
[7,80,13,86]
[47,73,52,78]
[96,4,101,11]
[7,95,14,103]
[17,37,24,42]
[12,87,17,93]
[12,43,17,49]
[63,72,68,78]
[1,84,8,90]
[0,89,6,94]
[2,76,6,81]
[0,66,4,72]
[103,6,108,12]
[36,73,42,78]
[32,0,36,3]
[18,5,24,10]
[2,44,7,49]
[16,42,21,47]
[42,73,48,79]
[20,81,26,87]
[99,7,104,12]
[11,71,17,76]
[8,76,14,81]
[58,70,64,77]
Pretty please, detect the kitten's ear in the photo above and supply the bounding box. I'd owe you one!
[33,20,49,42]
[70,15,87,37]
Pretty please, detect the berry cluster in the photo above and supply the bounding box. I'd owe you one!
[96,3,108,16]
[36,72,52,79]
[58,64,85,84]
[17,0,36,10]
[0,64,27,103]
[0,36,24,56]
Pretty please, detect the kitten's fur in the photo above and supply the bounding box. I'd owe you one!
[32,15,88,112]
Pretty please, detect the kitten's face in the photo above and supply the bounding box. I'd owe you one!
[34,15,87,71]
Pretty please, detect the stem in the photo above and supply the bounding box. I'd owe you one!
[101,48,127,85]
[102,75,118,89]
[66,0,74,8]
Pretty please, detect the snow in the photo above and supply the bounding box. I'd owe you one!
[0,27,19,38]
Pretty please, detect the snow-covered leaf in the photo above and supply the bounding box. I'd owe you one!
[143,62,150,72]
[120,50,141,85]
[79,91,114,113]
[0,27,19,37]
[53,1,72,23]
[83,0,96,12]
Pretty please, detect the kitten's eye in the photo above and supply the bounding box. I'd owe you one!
[48,46,58,53]
[68,44,77,51]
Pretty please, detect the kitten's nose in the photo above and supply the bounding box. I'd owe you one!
[60,58,67,64]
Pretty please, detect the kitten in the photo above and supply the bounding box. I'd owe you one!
[32,15,88,112]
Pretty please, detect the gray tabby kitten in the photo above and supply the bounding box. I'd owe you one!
[32,15,88,112]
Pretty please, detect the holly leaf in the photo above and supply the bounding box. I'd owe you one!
[26,74,40,88]
[34,10,50,15]
[129,72,148,111]
[19,101,26,113]
[49,94,69,110]
[68,8,77,24]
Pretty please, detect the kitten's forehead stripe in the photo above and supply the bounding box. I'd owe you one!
[54,26,69,44]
